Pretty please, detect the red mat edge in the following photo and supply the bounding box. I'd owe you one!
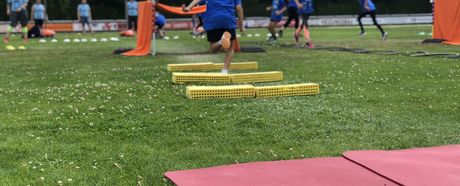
[163,157,402,186]
[342,153,403,186]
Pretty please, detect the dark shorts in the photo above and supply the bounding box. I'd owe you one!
[10,10,29,27]
[300,13,311,26]
[34,19,44,27]
[80,17,90,24]
[206,29,236,43]
[157,23,164,29]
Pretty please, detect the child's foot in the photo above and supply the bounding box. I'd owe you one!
[278,30,283,38]
[221,69,228,75]
[359,32,366,37]
[23,38,29,44]
[267,37,277,43]
[307,42,315,49]
[220,32,231,50]
[382,32,389,40]
[3,37,9,43]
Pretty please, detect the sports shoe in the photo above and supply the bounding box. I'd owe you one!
[278,30,283,38]
[220,31,231,50]
[267,37,277,43]
[221,69,228,74]
[3,37,9,43]
[359,32,367,37]
[17,45,27,50]
[382,32,389,40]
[5,45,15,51]
[307,42,315,49]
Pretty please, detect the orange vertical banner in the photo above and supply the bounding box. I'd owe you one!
[433,0,460,45]
[123,1,154,56]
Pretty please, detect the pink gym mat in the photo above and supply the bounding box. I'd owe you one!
[164,157,396,186]
[343,145,460,186]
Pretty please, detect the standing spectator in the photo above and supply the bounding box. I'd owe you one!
[4,0,29,43]
[127,0,138,31]
[30,0,46,28]
[77,0,93,34]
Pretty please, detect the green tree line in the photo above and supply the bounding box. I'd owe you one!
[0,0,431,21]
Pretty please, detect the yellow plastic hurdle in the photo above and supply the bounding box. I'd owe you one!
[167,62,214,72]
[213,62,258,71]
[167,62,258,72]
[231,71,283,83]
[186,85,256,99]
[255,83,320,98]
[172,71,284,84]
[185,83,320,99]
[172,73,232,84]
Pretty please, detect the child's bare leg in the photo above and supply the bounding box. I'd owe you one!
[223,42,234,70]
[210,42,221,53]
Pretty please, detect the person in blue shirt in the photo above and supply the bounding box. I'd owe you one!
[127,0,138,31]
[4,0,29,44]
[155,12,167,38]
[279,0,299,38]
[357,0,388,40]
[294,0,314,48]
[30,0,46,28]
[184,0,245,74]
[77,0,93,34]
[266,0,287,42]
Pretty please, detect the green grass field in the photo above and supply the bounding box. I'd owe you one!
[1,25,459,185]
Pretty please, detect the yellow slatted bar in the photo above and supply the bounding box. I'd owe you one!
[255,83,320,98]
[167,62,258,72]
[213,62,258,70]
[231,71,283,83]
[172,73,232,84]
[186,85,256,99]
[167,62,214,72]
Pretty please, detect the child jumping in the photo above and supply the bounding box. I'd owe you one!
[294,0,314,48]
[184,0,245,74]
[77,0,93,34]
[267,0,286,43]
[357,0,388,40]
[4,0,29,43]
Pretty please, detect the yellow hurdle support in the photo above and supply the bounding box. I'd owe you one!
[255,83,320,98]
[172,71,283,84]
[167,62,258,72]
[231,71,283,83]
[186,85,256,99]
[172,73,232,84]
[213,62,258,71]
[167,62,214,72]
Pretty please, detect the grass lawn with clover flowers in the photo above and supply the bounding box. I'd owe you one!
[1,25,459,185]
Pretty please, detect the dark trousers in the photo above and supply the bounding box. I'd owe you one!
[128,16,138,30]
[357,11,385,35]
[283,6,299,29]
